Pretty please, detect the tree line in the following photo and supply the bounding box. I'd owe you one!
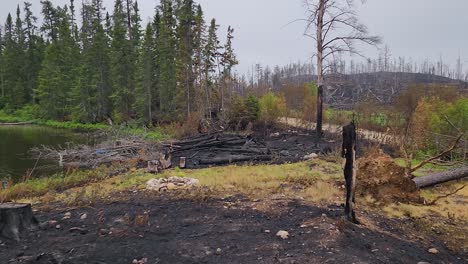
[0,0,238,125]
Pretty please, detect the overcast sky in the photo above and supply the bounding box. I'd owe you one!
[1,0,468,75]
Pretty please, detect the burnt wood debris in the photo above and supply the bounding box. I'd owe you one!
[342,121,358,223]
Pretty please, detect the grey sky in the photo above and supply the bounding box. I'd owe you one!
[1,0,468,75]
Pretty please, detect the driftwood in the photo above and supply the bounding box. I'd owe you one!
[413,166,468,188]
[0,203,39,241]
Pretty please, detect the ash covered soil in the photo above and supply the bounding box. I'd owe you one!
[1,191,466,264]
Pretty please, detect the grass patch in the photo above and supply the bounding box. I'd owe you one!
[0,167,114,202]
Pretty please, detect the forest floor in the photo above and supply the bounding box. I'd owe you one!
[2,157,467,263]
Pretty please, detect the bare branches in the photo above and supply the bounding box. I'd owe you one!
[426,184,466,205]
[411,133,464,173]
[305,0,381,69]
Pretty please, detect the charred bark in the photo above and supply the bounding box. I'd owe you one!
[342,122,358,223]
[0,203,39,241]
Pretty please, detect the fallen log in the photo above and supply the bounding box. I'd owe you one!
[0,121,34,126]
[0,203,39,241]
[413,166,468,188]
[199,155,272,165]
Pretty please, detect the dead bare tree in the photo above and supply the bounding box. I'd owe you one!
[304,0,381,138]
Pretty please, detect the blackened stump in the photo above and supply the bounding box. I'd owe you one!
[342,122,358,223]
[0,203,39,241]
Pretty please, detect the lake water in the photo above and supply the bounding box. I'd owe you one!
[0,125,93,183]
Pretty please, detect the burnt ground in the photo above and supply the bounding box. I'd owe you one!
[1,191,466,264]
[168,129,340,170]
[167,126,396,171]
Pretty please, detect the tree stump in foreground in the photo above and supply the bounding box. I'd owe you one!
[0,203,39,241]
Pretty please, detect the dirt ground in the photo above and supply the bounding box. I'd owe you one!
[1,191,466,264]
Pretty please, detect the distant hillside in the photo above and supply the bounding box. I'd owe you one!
[278,72,468,108]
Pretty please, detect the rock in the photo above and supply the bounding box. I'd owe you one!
[80,213,88,220]
[146,177,200,192]
[270,132,280,137]
[132,258,148,264]
[62,212,71,220]
[417,262,431,264]
[276,230,289,239]
[280,150,290,156]
[428,248,439,254]
[264,229,271,233]
[303,153,319,160]
[55,225,61,229]
[99,229,109,235]
[216,248,222,255]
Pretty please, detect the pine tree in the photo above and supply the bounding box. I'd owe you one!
[110,0,134,121]
[24,2,45,105]
[36,6,80,119]
[40,0,57,41]
[72,2,95,121]
[156,0,177,118]
[192,5,206,114]
[220,26,238,111]
[175,0,195,117]
[203,18,220,117]
[0,27,5,104]
[135,23,157,124]
[2,7,27,110]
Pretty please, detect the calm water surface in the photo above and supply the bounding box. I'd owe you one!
[0,125,93,182]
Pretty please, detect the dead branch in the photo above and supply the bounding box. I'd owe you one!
[426,185,466,205]
[411,133,464,173]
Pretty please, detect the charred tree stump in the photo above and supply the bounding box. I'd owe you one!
[342,122,358,224]
[0,203,39,241]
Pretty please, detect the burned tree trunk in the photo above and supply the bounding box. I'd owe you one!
[413,167,468,188]
[0,203,39,241]
[342,122,358,223]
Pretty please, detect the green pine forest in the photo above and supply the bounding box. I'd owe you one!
[0,0,238,125]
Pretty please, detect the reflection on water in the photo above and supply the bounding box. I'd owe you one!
[0,125,94,182]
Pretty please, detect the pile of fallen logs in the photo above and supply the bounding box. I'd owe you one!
[31,139,162,169]
[31,133,274,171]
[164,133,272,168]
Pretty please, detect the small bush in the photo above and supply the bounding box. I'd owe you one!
[227,95,260,130]
[302,82,318,123]
[259,92,287,125]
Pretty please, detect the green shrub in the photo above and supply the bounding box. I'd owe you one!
[259,91,286,124]
[228,95,260,130]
